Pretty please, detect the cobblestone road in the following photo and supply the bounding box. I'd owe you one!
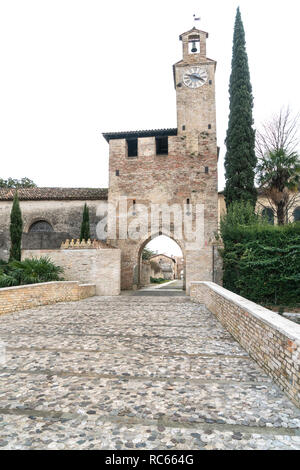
[0,295,299,450]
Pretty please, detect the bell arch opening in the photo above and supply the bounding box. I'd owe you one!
[137,234,185,290]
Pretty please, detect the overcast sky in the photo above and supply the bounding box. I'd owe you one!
[1,0,299,195]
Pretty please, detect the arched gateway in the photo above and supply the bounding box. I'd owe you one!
[103,27,220,293]
[137,233,186,289]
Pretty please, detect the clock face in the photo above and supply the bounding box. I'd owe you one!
[183,67,208,88]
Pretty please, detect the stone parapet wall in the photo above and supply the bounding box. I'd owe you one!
[190,281,300,407]
[78,283,96,299]
[0,281,96,316]
[22,248,121,296]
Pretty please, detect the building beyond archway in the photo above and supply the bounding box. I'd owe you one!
[138,234,185,289]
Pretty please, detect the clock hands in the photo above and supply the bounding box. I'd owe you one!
[186,73,206,82]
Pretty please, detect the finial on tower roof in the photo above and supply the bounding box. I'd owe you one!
[193,13,201,26]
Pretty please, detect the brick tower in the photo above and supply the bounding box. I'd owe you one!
[103,27,219,292]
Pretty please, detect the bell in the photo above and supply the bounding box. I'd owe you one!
[191,41,197,53]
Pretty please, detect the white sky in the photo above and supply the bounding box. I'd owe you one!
[0,0,299,194]
[146,235,183,257]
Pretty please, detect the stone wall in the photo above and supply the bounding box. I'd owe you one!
[0,281,95,316]
[190,281,300,407]
[0,199,108,261]
[22,248,121,296]
[213,244,223,286]
[140,261,151,286]
[150,259,163,280]
[22,231,71,250]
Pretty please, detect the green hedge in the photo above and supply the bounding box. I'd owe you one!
[150,277,167,284]
[221,223,300,306]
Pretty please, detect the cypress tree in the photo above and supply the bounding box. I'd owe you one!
[9,191,23,261]
[224,7,257,209]
[80,203,90,242]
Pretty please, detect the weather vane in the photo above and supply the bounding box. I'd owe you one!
[193,14,201,25]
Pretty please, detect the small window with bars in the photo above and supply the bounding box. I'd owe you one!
[127,139,138,157]
[155,136,168,155]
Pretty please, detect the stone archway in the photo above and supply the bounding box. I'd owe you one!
[135,232,186,290]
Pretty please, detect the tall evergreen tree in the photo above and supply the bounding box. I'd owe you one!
[80,203,90,242]
[224,7,257,209]
[9,191,23,261]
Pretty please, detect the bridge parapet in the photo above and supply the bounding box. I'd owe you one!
[190,281,300,408]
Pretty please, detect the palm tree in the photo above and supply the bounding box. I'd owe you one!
[256,108,300,225]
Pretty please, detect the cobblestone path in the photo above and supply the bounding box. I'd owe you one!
[0,295,299,450]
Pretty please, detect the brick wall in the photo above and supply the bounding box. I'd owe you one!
[107,133,218,292]
[190,281,300,407]
[22,248,121,296]
[0,281,96,316]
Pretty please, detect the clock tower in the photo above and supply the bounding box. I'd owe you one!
[174,28,217,139]
[103,26,220,292]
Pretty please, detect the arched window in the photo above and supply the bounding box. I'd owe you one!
[29,220,54,232]
[293,207,300,222]
[262,208,274,225]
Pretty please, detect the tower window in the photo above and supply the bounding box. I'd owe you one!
[127,138,138,157]
[205,167,209,174]
[116,170,119,176]
[186,198,191,216]
[155,136,168,155]
[208,124,211,129]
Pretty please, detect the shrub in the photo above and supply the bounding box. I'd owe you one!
[0,270,18,288]
[142,248,155,260]
[150,277,167,284]
[220,200,265,237]
[0,257,64,288]
[220,217,300,306]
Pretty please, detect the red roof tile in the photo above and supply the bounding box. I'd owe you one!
[0,187,108,201]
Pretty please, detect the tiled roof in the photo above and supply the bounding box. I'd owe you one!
[103,128,177,142]
[0,187,108,201]
[218,188,300,197]
[150,254,176,262]
[179,27,209,40]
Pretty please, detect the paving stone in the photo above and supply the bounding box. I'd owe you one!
[0,295,299,449]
